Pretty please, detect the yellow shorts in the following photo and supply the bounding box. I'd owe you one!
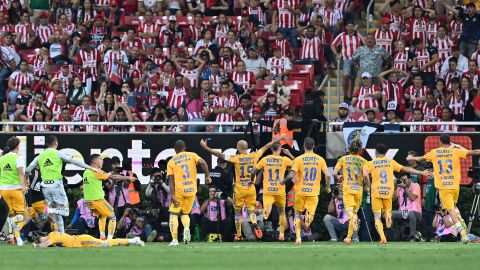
[438,189,459,211]
[74,235,104,247]
[294,195,318,214]
[263,194,286,209]
[0,189,26,215]
[86,199,115,218]
[28,201,46,217]
[343,192,362,212]
[234,188,256,211]
[371,197,392,213]
[169,195,195,214]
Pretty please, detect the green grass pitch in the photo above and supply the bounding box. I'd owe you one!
[1,242,479,270]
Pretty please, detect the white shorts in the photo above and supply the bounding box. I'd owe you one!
[41,181,69,208]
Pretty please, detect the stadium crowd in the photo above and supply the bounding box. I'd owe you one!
[0,0,477,133]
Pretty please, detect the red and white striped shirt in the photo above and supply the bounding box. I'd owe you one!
[353,85,381,111]
[332,32,364,60]
[463,71,480,89]
[138,23,160,44]
[299,36,322,60]
[58,123,75,132]
[415,48,435,73]
[95,0,110,6]
[45,90,57,108]
[374,29,397,54]
[9,71,34,91]
[436,119,457,132]
[76,48,99,82]
[441,70,463,89]
[425,22,439,43]
[232,71,256,91]
[59,23,76,36]
[14,23,29,44]
[54,71,76,93]
[266,57,292,76]
[449,20,463,41]
[408,17,427,43]
[317,7,343,27]
[24,102,43,119]
[448,90,469,116]
[412,0,429,8]
[181,68,200,88]
[273,0,299,28]
[214,24,229,46]
[330,116,354,132]
[275,39,290,58]
[433,37,453,62]
[121,38,144,51]
[188,24,204,43]
[421,103,441,121]
[103,49,128,79]
[33,55,51,77]
[213,94,238,122]
[393,51,411,72]
[335,0,349,13]
[0,23,11,36]
[73,105,96,122]
[167,86,188,110]
[220,56,238,76]
[471,51,480,69]
[34,24,55,44]
[51,103,74,120]
[248,6,266,25]
[209,73,222,94]
[385,12,404,34]
[381,79,405,107]
[405,85,430,109]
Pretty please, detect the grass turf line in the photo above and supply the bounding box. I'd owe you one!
[0,242,479,270]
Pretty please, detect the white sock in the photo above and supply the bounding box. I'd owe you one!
[128,239,135,244]
[107,235,113,240]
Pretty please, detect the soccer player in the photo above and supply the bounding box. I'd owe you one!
[25,135,102,233]
[284,137,332,245]
[168,140,211,246]
[364,144,431,244]
[83,154,136,240]
[200,138,279,241]
[331,140,367,245]
[406,134,480,244]
[0,137,29,245]
[33,231,144,248]
[251,141,294,241]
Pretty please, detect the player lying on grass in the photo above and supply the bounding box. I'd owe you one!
[33,231,145,248]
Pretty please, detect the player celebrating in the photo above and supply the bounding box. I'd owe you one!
[252,141,294,241]
[168,140,211,246]
[364,144,430,244]
[25,135,102,234]
[284,137,331,245]
[83,154,137,240]
[33,231,144,248]
[0,137,29,246]
[331,140,367,245]
[407,134,480,244]
[200,138,278,241]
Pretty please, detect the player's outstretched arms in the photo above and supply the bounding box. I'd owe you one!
[401,166,432,178]
[25,156,40,177]
[200,139,226,160]
[467,149,480,156]
[406,154,425,163]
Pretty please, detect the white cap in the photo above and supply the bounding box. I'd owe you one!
[339,103,349,109]
[177,41,185,48]
[361,72,372,78]
[386,101,397,111]
[168,15,177,21]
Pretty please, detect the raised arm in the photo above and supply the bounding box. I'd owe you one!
[57,151,95,171]
[401,166,432,178]
[25,156,40,177]
[406,155,426,163]
[443,2,459,16]
[199,139,226,160]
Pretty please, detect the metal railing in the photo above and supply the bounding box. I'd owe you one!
[317,74,331,117]
[328,121,480,132]
[366,0,375,34]
[1,121,250,133]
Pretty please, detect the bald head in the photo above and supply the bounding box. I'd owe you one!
[237,140,249,151]
[174,140,186,153]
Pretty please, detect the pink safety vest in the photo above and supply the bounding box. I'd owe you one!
[435,214,456,237]
[206,200,226,221]
[191,196,201,215]
[397,184,422,213]
[334,198,349,225]
[77,199,96,228]
[288,215,312,237]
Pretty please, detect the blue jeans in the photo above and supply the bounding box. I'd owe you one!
[187,118,206,132]
[279,27,298,48]
[0,67,12,101]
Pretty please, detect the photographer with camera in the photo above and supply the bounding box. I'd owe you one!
[392,173,424,242]
[117,207,146,239]
[200,186,233,241]
[144,164,171,242]
[105,157,130,220]
[209,158,233,197]
[432,207,457,242]
[323,188,359,242]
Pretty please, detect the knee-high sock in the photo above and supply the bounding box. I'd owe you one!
[107,220,117,239]
[50,217,58,232]
[99,216,107,237]
[279,215,286,236]
[375,219,386,241]
[249,212,257,225]
[180,215,190,229]
[455,209,467,228]
[169,215,179,241]
[346,210,354,239]
[107,239,130,247]
[295,216,301,240]
[12,214,26,236]
[54,214,65,233]
[235,214,242,237]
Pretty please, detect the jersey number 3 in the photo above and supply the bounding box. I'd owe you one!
[181,164,190,179]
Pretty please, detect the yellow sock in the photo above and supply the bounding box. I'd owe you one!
[169,215,179,241]
[107,220,117,238]
[295,217,301,240]
[375,219,386,241]
[249,212,257,225]
[99,216,107,237]
[50,218,58,232]
[346,210,354,239]
[235,216,242,237]
[107,239,130,247]
[13,230,21,239]
[180,215,190,229]
[279,215,286,236]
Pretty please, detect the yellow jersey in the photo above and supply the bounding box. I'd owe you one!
[48,232,78,247]
[334,154,367,195]
[424,147,468,190]
[227,150,263,191]
[366,157,403,199]
[291,152,328,196]
[167,151,201,196]
[256,155,293,195]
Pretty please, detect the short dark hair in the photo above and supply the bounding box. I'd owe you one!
[304,137,316,151]
[240,94,251,101]
[448,57,458,64]
[89,154,101,164]
[440,134,450,144]
[44,135,57,147]
[407,150,418,157]
[400,172,411,179]
[174,140,186,152]
[4,136,20,154]
[111,36,121,43]
[271,141,281,152]
[375,144,388,155]
[349,140,362,154]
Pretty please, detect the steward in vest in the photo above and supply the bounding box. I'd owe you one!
[83,154,136,240]
[0,137,29,246]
